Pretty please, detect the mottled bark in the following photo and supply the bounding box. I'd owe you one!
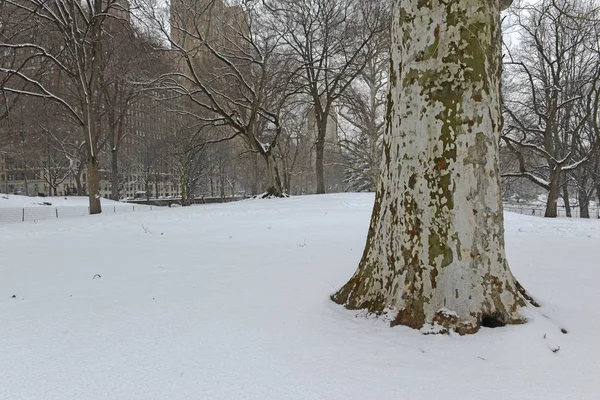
[332,0,529,334]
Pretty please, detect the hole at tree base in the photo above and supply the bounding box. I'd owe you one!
[481,314,506,328]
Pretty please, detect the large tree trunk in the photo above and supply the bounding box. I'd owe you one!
[251,153,259,196]
[283,169,291,195]
[597,184,600,218]
[579,187,590,219]
[87,156,102,214]
[332,0,529,335]
[562,175,571,217]
[544,167,561,218]
[262,151,284,197]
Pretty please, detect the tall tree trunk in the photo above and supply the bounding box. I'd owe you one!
[579,187,590,218]
[562,175,571,217]
[87,156,102,214]
[262,151,284,197]
[283,170,291,195]
[219,159,225,199]
[596,184,600,218]
[544,167,561,218]
[84,0,104,215]
[315,130,326,194]
[332,0,529,335]
[75,167,83,196]
[180,158,190,206]
[111,148,119,200]
[23,170,29,196]
[154,172,160,199]
[251,153,259,196]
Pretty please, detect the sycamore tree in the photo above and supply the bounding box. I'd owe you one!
[332,0,536,335]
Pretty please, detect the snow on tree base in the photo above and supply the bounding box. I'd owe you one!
[250,192,290,199]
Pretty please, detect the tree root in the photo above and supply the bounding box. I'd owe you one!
[515,279,540,307]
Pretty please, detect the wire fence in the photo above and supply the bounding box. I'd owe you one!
[503,204,600,218]
[2,201,597,225]
[0,204,155,224]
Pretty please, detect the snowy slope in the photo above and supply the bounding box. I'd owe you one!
[0,194,598,400]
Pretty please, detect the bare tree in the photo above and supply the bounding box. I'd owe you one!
[263,0,388,194]
[337,32,389,192]
[137,0,295,197]
[502,0,600,217]
[101,24,171,200]
[0,0,131,213]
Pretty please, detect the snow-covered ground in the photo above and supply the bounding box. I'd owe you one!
[0,194,124,208]
[0,193,598,399]
[0,194,152,223]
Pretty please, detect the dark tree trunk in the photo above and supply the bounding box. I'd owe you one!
[251,153,259,196]
[562,175,571,217]
[75,171,83,196]
[180,160,190,206]
[111,148,119,200]
[219,160,225,199]
[283,170,291,194]
[87,156,102,215]
[23,172,29,196]
[597,184,600,218]
[544,167,561,218]
[579,187,590,218]
[262,151,284,197]
[315,133,326,194]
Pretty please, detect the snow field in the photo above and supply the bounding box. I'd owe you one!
[0,194,598,399]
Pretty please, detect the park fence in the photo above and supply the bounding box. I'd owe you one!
[503,204,600,218]
[0,204,155,224]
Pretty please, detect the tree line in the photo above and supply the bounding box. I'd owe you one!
[0,0,390,213]
[2,0,600,218]
[501,0,600,218]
